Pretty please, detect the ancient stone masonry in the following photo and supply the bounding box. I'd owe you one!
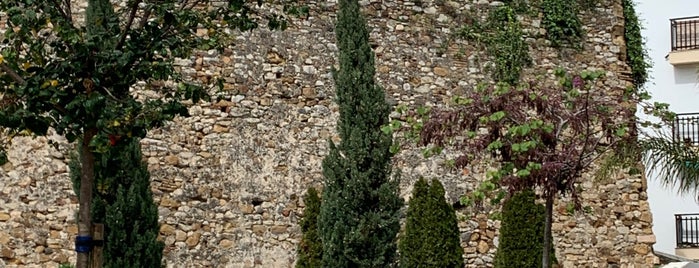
[0,0,657,267]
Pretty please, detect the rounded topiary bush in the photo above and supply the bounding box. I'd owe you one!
[494,189,554,268]
[296,187,322,268]
[399,177,464,268]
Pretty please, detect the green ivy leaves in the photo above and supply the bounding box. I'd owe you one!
[622,0,650,90]
[542,0,584,48]
[455,5,531,85]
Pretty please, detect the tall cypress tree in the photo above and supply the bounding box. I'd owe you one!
[399,178,463,268]
[317,0,403,266]
[70,139,163,267]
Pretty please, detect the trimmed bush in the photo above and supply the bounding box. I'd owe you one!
[494,189,552,268]
[296,187,322,268]
[399,178,464,268]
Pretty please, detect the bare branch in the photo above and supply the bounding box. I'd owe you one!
[116,0,143,50]
[48,0,72,23]
[99,86,128,104]
[64,0,72,22]
[137,8,152,29]
[181,0,206,11]
[0,63,26,85]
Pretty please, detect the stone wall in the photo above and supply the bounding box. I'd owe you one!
[0,0,658,267]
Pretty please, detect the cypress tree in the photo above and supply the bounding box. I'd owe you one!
[493,189,551,268]
[296,187,323,268]
[70,139,163,267]
[399,178,463,268]
[317,0,403,266]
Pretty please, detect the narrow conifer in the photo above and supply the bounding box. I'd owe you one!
[317,0,403,266]
[70,139,163,267]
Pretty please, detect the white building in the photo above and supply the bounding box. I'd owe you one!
[637,0,699,259]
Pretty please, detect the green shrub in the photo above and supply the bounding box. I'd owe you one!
[296,187,322,268]
[70,139,163,267]
[494,189,554,268]
[399,178,464,268]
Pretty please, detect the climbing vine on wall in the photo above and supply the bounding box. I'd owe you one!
[621,0,650,89]
[577,0,600,10]
[455,5,531,85]
[542,0,583,48]
[487,6,532,85]
[499,0,532,14]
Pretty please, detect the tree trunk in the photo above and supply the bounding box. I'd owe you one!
[542,193,554,268]
[77,129,97,268]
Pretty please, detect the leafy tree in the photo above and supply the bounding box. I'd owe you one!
[70,139,163,267]
[494,190,550,268]
[418,70,633,268]
[296,187,323,268]
[0,0,295,267]
[399,178,463,268]
[317,0,403,266]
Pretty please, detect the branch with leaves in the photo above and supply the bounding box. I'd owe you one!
[385,69,632,268]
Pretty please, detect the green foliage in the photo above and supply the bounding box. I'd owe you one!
[59,264,75,268]
[542,0,583,48]
[640,135,699,195]
[621,0,650,89]
[489,17,531,85]
[420,67,624,217]
[494,190,553,268]
[70,139,163,267]
[296,187,323,268]
[399,178,464,268]
[318,0,403,266]
[577,0,600,10]
[0,2,297,265]
[0,0,299,158]
[456,5,531,85]
[499,0,532,14]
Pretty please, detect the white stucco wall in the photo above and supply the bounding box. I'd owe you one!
[636,0,699,255]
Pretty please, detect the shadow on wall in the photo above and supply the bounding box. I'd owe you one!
[673,64,699,85]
